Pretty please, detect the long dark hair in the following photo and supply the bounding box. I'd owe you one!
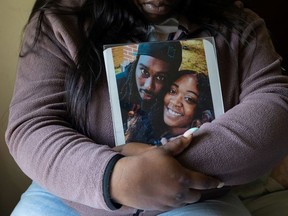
[118,56,141,106]
[23,0,241,135]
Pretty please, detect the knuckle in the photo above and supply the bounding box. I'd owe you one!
[172,188,189,205]
[172,136,183,146]
[175,192,185,202]
[178,173,191,187]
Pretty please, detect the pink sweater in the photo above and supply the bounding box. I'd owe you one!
[5,1,288,215]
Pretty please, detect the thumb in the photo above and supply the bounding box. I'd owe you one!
[162,135,193,156]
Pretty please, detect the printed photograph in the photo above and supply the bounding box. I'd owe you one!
[104,39,220,146]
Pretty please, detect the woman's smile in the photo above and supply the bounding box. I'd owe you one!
[166,106,183,118]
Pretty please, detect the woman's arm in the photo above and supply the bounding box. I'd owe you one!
[177,12,288,186]
[5,14,121,210]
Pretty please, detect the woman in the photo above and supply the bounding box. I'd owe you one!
[160,70,213,142]
[5,0,288,215]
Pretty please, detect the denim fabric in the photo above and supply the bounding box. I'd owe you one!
[158,192,251,216]
[11,182,79,216]
[11,183,250,216]
[10,181,288,216]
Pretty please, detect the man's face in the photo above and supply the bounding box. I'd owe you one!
[135,55,171,101]
[132,0,181,23]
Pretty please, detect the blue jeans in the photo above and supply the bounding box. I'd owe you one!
[11,182,79,216]
[11,181,288,216]
[11,182,250,216]
[158,193,251,216]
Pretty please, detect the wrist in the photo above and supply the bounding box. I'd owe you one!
[103,154,124,210]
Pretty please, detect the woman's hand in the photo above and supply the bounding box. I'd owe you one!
[111,135,223,211]
[113,142,152,156]
[160,135,180,145]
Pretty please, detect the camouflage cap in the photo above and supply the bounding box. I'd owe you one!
[137,41,182,69]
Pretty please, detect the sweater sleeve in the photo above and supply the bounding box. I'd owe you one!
[5,14,120,210]
[177,13,288,186]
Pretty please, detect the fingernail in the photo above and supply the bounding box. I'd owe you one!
[217,182,225,188]
[183,127,199,138]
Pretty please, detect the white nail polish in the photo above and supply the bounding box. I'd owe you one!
[183,127,199,138]
[217,182,225,188]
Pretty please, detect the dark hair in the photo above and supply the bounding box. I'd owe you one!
[119,56,141,106]
[23,0,241,135]
[24,0,147,135]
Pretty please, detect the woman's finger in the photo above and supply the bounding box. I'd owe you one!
[185,169,224,190]
[161,135,193,156]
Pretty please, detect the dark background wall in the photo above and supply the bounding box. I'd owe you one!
[244,0,287,73]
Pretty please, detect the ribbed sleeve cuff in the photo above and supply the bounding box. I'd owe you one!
[103,154,124,210]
